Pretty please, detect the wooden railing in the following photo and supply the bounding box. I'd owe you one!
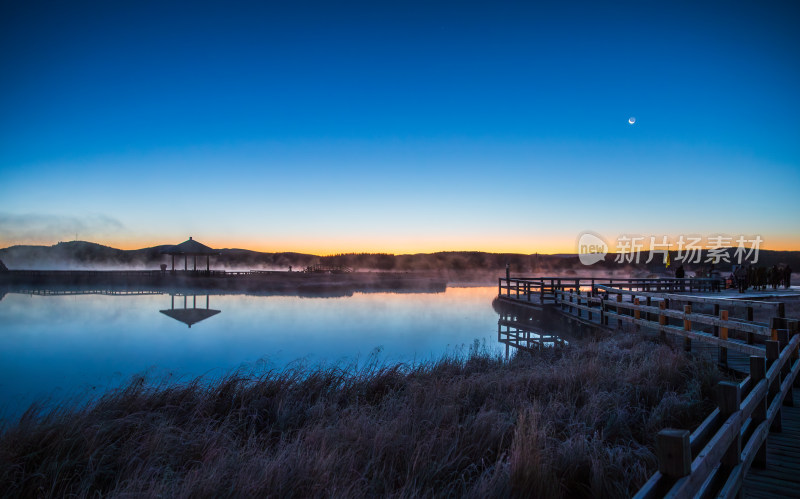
[498,277,724,300]
[6,270,164,277]
[304,264,354,274]
[553,285,793,360]
[16,289,163,296]
[634,332,800,498]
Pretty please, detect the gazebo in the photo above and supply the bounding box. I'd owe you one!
[163,237,220,272]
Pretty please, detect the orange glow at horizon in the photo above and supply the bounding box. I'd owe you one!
[92,233,800,256]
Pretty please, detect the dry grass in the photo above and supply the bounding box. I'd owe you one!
[0,335,725,498]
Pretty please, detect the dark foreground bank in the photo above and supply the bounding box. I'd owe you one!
[0,336,726,498]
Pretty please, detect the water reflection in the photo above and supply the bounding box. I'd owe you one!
[492,297,581,358]
[159,294,221,328]
[498,311,568,356]
[0,286,501,422]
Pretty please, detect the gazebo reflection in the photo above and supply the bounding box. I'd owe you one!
[160,293,221,328]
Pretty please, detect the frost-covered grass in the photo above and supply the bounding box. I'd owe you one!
[0,335,724,498]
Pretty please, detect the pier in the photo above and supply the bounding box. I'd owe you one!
[498,276,800,498]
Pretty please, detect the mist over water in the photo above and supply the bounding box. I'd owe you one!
[0,286,503,421]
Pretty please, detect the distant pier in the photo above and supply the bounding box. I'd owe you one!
[0,269,447,295]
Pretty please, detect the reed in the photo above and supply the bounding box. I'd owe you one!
[0,335,725,498]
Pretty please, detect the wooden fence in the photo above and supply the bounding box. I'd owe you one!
[634,333,799,498]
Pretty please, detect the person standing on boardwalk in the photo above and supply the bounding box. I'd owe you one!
[771,264,780,289]
[756,266,766,290]
[735,265,747,293]
[785,265,793,289]
[675,264,685,291]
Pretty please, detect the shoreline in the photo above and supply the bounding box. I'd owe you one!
[0,269,451,295]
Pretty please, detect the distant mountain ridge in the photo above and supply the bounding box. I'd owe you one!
[1,241,798,274]
[0,241,317,271]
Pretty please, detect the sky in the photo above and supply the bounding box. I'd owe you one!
[1,1,799,255]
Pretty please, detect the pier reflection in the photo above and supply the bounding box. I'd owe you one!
[497,311,568,358]
[159,294,221,328]
[493,297,576,358]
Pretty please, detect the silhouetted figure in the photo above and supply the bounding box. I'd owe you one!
[735,265,748,293]
[0,258,7,272]
[770,264,780,290]
[756,266,767,290]
[785,265,793,289]
[674,264,685,291]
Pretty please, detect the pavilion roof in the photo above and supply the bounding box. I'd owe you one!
[162,237,220,256]
[160,308,221,327]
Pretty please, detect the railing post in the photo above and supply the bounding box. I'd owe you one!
[777,330,793,407]
[766,340,782,432]
[616,293,622,328]
[656,429,691,478]
[587,291,593,321]
[634,298,640,320]
[601,299,607,326]
[750,355,767,468]
[791,320,800,388]
[684,305,692,352]
[713,303,720,338]
[539,279,544,304]
[659,300,667,340]
[769,317,779,342]
[718,382,742,473]
[719,310,729,367]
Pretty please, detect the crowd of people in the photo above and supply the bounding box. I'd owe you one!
[732,264,793,293]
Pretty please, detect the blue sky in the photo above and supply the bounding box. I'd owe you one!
[1,1,798,253]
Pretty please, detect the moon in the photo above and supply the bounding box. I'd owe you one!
[628,117,636,124]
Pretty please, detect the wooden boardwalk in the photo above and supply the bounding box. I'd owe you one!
[743,388,800,498]
[497,276,800,498]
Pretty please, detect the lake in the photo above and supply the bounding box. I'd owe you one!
[0,286,514,421]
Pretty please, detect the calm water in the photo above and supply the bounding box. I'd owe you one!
[0,286,505,421]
